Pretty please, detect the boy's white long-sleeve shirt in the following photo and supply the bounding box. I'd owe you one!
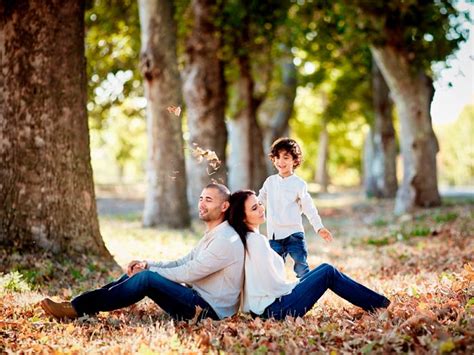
[242,232,297,314]
[146,221,244,319]
[258,174,324,240]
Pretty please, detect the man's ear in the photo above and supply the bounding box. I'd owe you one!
[221,201,230,212]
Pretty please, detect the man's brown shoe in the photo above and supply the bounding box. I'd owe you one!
[41,298,78,319]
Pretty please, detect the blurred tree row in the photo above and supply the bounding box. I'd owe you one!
[1,0,471,264]
[84,0,471,219]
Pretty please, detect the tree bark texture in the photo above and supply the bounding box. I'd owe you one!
[138,0,190,228]
[260,48,297,175]
[315,124,330,192]
[364,60,397,198]
[0,0,112,259]
[371,46,441,214]
[182,0,227,215]
[228,54,267,192]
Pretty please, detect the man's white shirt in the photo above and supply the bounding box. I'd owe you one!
[147,221,244,319]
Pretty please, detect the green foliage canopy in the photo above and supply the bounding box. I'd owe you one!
[308,0,470,74]
[86,0,146,183]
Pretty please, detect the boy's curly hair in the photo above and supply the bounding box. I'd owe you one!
[269,137,303,168]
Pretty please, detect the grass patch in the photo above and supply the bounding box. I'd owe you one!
[366,236,392,246]
[413,213,429,222]
[433,212,458,223]
[442,197,474,206]
[0,271,31,293]
[372,218,388,227]
[409,226,431,237]
[102,212,143,222]
[362,224,431,247]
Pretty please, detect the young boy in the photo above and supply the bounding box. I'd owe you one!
[258,137,333,278]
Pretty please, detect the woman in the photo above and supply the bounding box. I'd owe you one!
[227,190,390,320]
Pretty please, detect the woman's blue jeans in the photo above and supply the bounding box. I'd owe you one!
[261,263,390,320]
[71,270,219,321]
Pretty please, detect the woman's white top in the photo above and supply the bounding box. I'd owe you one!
[242,231,298,314]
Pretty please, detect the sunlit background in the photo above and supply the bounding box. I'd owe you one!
[87,1,473,191]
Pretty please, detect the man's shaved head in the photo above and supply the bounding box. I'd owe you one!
[205,183,230,202]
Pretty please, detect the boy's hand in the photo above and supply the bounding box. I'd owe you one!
[318,228,333,242]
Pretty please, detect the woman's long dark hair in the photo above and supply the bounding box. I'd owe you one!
[227,190,256,250]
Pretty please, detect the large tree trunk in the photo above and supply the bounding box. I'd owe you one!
[371,46,441,213]
[228,54,267,192]
[182,0,227,216]
[260,47,297,174]
[138,0,190,228]
[315,123,330,192]
[0,0,112,263]
[364,60,397,198]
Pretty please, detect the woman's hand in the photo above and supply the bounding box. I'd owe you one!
[318,228,333,242]
[126,260,148,276]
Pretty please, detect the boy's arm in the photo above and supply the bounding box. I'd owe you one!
[299,183,333,242]
[299,182,325,232]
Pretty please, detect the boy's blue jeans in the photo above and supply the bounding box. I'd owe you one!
[270,232,309,278]
[71,270,219,321]
[260,263,390,320]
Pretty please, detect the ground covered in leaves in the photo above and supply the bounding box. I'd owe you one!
[1,192,473,353]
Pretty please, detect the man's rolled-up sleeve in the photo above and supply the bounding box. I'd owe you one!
[147,247,196,271]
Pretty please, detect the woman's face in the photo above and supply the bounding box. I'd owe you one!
[244,194,265,230]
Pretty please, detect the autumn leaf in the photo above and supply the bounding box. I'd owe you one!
[462,263,474,282]
[166,105,181,117]
[188,305,203,326]
[190,144,221,174]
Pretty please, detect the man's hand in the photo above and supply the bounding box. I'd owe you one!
[127,260,148,276]
[318,228,333,242]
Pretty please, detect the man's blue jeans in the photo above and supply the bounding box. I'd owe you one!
[260,263,390,320]
[269,232,309,278]
[71,270,219,321]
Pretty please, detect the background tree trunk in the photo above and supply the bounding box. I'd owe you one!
[371,46,441,214]
[182,0,227,215]
[138,0,190,228]
[228,55,267,192]
[363,127,377,196]
[315,123,330,192]
[0,0,112,261]
[260,48,297,175]
[364,60,397,198]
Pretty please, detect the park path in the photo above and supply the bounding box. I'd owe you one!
[96,186,473,217]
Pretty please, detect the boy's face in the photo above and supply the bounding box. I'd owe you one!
[272,150,295,177]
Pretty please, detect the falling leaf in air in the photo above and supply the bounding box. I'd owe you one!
[167,105,181,116]
[190,143,221,175]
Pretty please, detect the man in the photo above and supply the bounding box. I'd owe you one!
[41,183,244,321]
